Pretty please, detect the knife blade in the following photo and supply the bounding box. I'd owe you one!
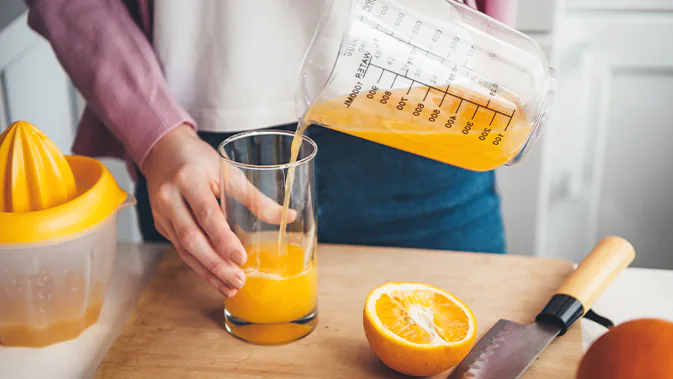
[447,236,636,379]
[447,320,560,378]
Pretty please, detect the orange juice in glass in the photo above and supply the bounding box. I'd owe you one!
[218,130,318,345]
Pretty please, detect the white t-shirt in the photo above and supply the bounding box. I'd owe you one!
[153,0,327,132]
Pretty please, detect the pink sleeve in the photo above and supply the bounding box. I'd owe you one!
[483,0,518,27]
[25,0,195,167]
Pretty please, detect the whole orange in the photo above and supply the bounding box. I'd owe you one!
[577,318,673,379]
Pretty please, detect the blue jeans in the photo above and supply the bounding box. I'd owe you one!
[135,124,506,254]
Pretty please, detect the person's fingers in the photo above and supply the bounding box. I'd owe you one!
[153,212,174,243]
[154,216,234,297]
[156,218,233,296]
[152,212,180,249]
[157,185,246,291]
[175,240,238,298]
[222,164,298,224]
[179,173,248,267]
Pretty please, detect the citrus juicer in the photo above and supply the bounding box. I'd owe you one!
[0,121,135,347]
[297,0,555,171]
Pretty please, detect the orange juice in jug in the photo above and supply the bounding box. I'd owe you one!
[305,83,532,172]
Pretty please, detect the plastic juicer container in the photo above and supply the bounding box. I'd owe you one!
[0,121,134,347]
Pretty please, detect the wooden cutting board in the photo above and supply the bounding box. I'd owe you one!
[95,244,585,379]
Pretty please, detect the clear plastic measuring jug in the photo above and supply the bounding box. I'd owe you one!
[297,0,555,171]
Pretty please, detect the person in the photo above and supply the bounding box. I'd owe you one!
[25,0,516,298]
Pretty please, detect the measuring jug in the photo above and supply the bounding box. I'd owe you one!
[297,0,555,171]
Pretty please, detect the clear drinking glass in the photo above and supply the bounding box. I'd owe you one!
[218,130,318,345]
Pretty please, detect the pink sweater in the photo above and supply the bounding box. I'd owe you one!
[25,0,518,175]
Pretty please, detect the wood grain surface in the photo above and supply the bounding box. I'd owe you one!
[95,244,585,378]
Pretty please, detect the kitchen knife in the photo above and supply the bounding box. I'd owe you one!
[447,236,635,379]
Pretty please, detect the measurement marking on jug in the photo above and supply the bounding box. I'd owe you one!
[504,110,515,131]
[359,51,373,79]
[367,86,378,99]
[364,63,515,121]
[423,87,431,101]
[368,26,469,79]
[456,99,464,113]
[377,70,384,83]
[439,90,448,107]
[489,112,497,126]
[493,134,504,145]
[463,45,477,66]
[479,128,491,141]
[397,97,408,110]
[472,106,480,120]
[429,109,440,122]
[462,121,474,134]
[343,81,364,108]
[372,28,445,64]
[445,116,456,129]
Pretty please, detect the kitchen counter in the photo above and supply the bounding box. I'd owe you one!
[1,243,672,379]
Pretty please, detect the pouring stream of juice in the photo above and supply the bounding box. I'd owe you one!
[277,122,310,252]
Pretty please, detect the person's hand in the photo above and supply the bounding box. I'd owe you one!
[141,124,294,297]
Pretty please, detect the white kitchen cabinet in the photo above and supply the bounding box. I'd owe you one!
[537,0,673,268]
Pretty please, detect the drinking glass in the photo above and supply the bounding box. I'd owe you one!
[218,130,318,345]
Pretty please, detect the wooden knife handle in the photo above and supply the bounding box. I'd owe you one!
[556,236,635,309]
[536,236,635,335]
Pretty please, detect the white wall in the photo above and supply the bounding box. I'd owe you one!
[537,0,673,269]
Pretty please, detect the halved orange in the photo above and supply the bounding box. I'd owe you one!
[363,282,477,377]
